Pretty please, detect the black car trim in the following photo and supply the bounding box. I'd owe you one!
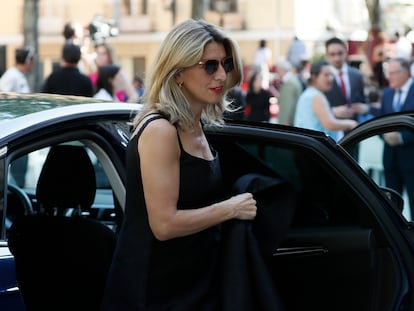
[0,286,19,295]
[340,115,414,147]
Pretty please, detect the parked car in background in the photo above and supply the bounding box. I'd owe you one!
[1,93,414,310]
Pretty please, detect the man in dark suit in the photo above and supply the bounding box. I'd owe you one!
[373,57,414,217]
[324,37,367,125]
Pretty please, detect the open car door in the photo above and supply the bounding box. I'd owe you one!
[207,119,414,311]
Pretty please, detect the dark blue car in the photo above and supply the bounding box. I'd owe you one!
[1,93,414,310]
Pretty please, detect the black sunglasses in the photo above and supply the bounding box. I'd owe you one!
[197,57,234,75]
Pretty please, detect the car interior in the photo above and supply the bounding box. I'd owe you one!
[5,138,125,310]
[6,140,125,231]
[2,126,408,311]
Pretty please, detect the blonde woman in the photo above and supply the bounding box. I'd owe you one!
[102,19,257,310]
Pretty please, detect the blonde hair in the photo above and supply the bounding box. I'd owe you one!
[133,19,243,131]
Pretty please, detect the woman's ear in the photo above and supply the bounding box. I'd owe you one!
[174,70,183,85]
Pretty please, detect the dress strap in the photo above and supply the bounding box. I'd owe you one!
[136,114,166,138]
[175,122,204,152]
[176,129,185,152]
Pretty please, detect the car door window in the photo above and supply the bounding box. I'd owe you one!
[213,136,364,228]
[358,135,385,186]
[242,142,361,227]
[5,141,119,235]
[353,131,413,220]
[341,117,414,222]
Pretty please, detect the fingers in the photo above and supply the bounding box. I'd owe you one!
[383,132,402,146]
[333,105,355,118]
[233,192,257,220]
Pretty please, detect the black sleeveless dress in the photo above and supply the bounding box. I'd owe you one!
[101,115,224,311]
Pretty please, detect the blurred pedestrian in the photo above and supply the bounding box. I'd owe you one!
[371,57,414,216]
[0,46,36,188]
[287,36,307,69]
[88,42,137,102]
[42,43,93,97]
[132,74,145,98]
[371,31,391,89]
[0,46,36,93]
[393,31,412,61]
[93,64,120,100]
[89,42,116,88]
[276,60,304,126]
[324,37,368,130]
[63,21,85,45]
[93,64,137,102]
[253,39,272,89]
[294,60,357,141]
[363,26,382,76]
[62,21,91,74]
[245,71,271,122]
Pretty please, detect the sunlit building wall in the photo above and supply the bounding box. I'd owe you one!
[0,0,408,87]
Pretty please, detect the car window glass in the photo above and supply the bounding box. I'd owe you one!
[7,147,113,192]
[350,131,412,221]
[216,138,364,228]
[9,148,49,190]
[5,141,117,236]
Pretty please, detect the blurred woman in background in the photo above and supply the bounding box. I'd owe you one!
[294,60,357,141]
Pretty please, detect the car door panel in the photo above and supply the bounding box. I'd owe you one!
[209,125,405,311]
[0,244,25,311]
[272,228,376,310]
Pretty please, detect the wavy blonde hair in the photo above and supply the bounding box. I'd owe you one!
[133,19,243,131]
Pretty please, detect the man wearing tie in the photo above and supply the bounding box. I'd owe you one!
[323,37,367,126]
[373,57,414,218]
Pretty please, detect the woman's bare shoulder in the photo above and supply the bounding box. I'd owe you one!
[138,116,180,161]
[133,113,175,138]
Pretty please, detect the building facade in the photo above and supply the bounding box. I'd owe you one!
[0,0,374,91]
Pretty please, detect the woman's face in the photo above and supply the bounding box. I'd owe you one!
[95,45,111,68]
[313,65,333,92]
[178,41,229,111]
[252,73,263,92]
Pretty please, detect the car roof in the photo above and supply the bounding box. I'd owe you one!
[0,93,141,144]
[0,92,111,121]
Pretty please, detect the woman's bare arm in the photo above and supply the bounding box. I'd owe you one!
[312,94,357,132]
[138,118,257,241]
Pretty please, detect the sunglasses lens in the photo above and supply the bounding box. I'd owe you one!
[201,58,234,74]
[223,58,234,73]
[204,60,219,74]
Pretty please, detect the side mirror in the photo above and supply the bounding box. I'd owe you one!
[381,186,404,212]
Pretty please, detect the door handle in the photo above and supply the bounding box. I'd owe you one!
[273,246,328,257]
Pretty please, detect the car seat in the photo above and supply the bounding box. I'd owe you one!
[35,144,97,216]
[7,145,116,310]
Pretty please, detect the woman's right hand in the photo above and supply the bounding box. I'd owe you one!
[226,193,257,220]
